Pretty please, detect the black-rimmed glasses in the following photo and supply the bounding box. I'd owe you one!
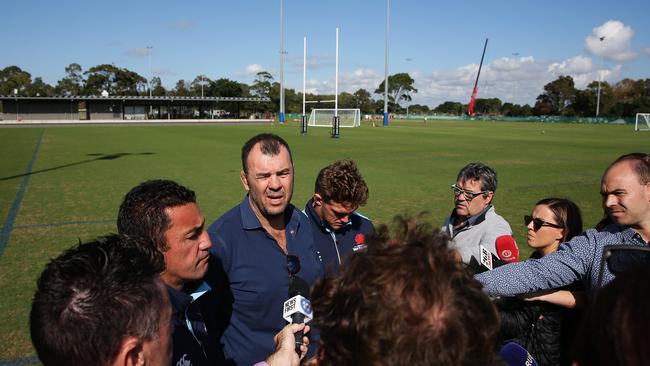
[451,184,490,201]
[524,215,563,231]
[287,254,301,278]
[597,245,650,289]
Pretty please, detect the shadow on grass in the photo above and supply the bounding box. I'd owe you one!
[0,152,156,182]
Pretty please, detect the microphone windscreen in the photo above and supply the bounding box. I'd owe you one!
[289,276,310,298]
[495,235,519,263]
[499,342,539,366]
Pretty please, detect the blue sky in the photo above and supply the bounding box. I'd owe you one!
[3,0,649,107]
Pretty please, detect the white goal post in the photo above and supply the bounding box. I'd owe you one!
[308,109,361,128]
[635,113,650,131]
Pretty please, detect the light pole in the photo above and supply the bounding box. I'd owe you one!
[146,46,153,118]
[512,52,519,104]
[383,0,390,127]
[279,0,285,124]
[596,36,605,117]
[146,46,153,98]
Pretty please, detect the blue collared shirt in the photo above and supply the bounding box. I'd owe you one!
[475,224,649,298]
[167,281,222,366]
[207,195,323,366]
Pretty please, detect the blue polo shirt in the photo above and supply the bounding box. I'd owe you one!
[207,195,323,366]
[304,198,374,277]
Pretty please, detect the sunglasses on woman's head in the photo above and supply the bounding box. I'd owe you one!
[524,215,563,231]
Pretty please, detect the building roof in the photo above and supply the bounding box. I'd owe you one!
[0,95,271,102]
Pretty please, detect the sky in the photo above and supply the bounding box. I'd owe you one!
[3,0,649,108]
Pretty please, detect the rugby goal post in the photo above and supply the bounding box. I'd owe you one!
[635,113,650,131]
[308,108,361,128]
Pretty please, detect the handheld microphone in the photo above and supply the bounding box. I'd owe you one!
[499,342,539,366]
[496,235,519,263]
[283,276,312,355]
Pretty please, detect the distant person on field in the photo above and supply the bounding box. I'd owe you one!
[441,162,516,268]
[476,152,650,298]
[497,198,584,366]
[311,214,499,366]
[30,234,173,366]
[304,159,373,276]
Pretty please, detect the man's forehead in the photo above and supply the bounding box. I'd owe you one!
[247,144,293,169]
[602,161,638,186]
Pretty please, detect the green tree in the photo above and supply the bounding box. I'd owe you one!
[374,73,418,111]
[352,88,374,113]
[56,63,84,95]
[0,66,32,95]
[407,104,430,114]
[250,71,274,98]
[27,77,55,97]
[210,78,245,113]
[434,101,465,115]
[190,75,211,97]
[172,80,190,96]
[150,77,167,96]
[534,75,577,115]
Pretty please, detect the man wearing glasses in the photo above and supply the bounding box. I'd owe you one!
[208,133,323,366]
[442,163,514,268]
[476,153,650,298]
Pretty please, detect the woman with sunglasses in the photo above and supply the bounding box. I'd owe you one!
[498,198,583,366]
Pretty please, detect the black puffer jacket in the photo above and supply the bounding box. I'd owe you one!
[496,253,583,366]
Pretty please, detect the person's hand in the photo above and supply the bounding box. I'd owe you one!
[265,323,310,366]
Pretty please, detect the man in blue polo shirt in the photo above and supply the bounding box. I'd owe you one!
[304,159,374,276]
[208,133,323,366]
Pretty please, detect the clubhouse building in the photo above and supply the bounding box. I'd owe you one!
[0,95,271,122]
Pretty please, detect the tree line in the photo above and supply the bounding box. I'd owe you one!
[1,64,648,117]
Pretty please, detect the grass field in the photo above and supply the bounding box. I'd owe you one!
[0,119,647,364]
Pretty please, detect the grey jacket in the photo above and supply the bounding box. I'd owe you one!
[442,205,513,265]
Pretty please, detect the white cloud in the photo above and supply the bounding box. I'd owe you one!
[584,20,637,61]
[244,64,265,76]
[548,55,593,75]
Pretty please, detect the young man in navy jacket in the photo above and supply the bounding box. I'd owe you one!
[304,159,374,277]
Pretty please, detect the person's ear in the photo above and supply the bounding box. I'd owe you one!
[110,337,144,366]
[484,191,494,205]
[240,170,250,192]
[313,193,323,207]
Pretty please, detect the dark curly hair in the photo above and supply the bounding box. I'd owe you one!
[30,234,167,366]
[311,213,498,366]
[315,159,368,206]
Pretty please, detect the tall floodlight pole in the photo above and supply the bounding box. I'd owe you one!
[147,46,153,97]
[301,36,308,135]
[596,36,605,117]
[383,0,390,127]
[147,46,153,117]
[279,0,285,124]
[332,27,340,138]
[335,28,339,116]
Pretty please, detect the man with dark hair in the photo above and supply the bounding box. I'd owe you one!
[30,234,172,366]
[118,179,221,366]
[208,133,323,365]
[304,159,373,276]
[476,152,650,297]
[442,162,514,266]
[311,216,499,366]
[119,179,311,366]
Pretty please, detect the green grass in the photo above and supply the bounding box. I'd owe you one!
[0,119,647,363]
